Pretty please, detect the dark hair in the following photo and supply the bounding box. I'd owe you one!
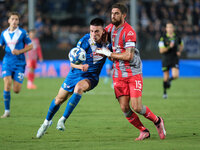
[111,3,128,14]
[90,18,104,27]
[166,21,174,26]
[8,11,20,19]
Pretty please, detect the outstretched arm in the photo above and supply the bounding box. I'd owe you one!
[96,47,134,61]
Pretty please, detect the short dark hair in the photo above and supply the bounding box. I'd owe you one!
[166,21,174,26]
[90,18,104,27]
[112,3,128,14]
[8,11,20,19]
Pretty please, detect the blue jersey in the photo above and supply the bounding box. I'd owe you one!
[62,34,109,92]
[0,27,32,66]
[68,33,107,80]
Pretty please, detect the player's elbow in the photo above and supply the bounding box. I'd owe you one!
[126,53,133,61]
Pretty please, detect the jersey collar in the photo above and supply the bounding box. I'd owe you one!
[7,26,19,34]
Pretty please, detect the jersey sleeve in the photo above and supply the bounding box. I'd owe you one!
[158,36,166,48]
[124,28,136,48]
[23,30,32,45]
[0,32,5,46]
[76,34,90,51]
[105,24,113,33]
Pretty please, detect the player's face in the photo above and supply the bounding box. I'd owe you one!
[90,25,104,43]
[8,15,19,29]
[166,23,174,34]
[111,8,126,27]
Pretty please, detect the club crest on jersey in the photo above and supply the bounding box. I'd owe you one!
[127,31,134,36]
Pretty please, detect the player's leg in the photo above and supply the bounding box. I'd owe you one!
[57,79,91,131]
[1,76,12,118]
[129,75,166,140]
[163,70,170,99]
[170,67,179,81]
[36,87,71,138]
[113,77,149,140]
[27,60,37,89]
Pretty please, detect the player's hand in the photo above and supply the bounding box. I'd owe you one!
[96,47,112,57]
[176,51,181,57]
[11,49,21,55]
[169,41,174,48]
[80,64,89,72]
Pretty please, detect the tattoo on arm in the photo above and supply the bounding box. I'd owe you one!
[126,47,135,54]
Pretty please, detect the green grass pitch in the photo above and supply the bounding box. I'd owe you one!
[0,78,200,150]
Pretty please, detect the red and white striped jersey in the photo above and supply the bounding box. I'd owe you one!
[105,22,142,78]
[25,38,43,60]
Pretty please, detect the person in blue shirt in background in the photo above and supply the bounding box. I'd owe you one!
[0,12,33,118]
[36,17,110,138]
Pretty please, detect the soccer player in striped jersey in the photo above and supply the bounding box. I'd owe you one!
[0,12,33,118]
[96,3,166,140]
[25,29,43,89]
[36,18,110,138]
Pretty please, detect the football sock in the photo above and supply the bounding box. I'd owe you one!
[63,93,82,119]
[142,106,158,123]
[154,116,161,126]
[126,110,146,131]
[3,90,11,111]
[169,77,174,82]
[163,81,168,93]
[28,72,34,83]
[46,99,60,121]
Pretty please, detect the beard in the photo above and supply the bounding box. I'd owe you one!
[111,18,122,27]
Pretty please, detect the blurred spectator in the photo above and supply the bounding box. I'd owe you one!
[0,0,200,59]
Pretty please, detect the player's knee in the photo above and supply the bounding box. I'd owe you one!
[13,89,20,94]
[74,86,84,95]
[55,96,65,105]
[132,105,142,113]
[120,105,130,113]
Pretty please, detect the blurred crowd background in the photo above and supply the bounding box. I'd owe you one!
[0,0,200,59]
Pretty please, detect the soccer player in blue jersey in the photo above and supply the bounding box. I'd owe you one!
[0,12,33,118]
[36,18,110,138]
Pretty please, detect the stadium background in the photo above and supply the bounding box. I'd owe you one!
[0,0,200,77]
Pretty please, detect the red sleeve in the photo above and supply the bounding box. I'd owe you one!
[125,27,136,43]
[105,24,113,33]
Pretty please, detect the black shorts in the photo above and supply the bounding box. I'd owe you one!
[162,59,179,72]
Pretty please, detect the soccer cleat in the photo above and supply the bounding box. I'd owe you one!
[36,120,52,138]
[163,94,168,99]
[56,118,66,131]
[1,112,10,118]
[155,117,166,139]
[135,130,150,141]
[27,84,37,89]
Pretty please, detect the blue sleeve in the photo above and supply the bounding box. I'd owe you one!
[77,34,90,51]
[0,32,5,46]
[23,30,32,45]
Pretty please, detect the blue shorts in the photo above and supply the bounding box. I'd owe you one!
[61,72,99,92]
[2,63,26,84]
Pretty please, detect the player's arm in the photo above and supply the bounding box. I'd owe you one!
[110,47,134,61]
[177,40,184,57]
[70,63,89,72]
[12,43,33,55]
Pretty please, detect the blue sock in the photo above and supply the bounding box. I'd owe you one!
[3,91,11,111]
[63,93,82,119]
[46,99,60,121]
